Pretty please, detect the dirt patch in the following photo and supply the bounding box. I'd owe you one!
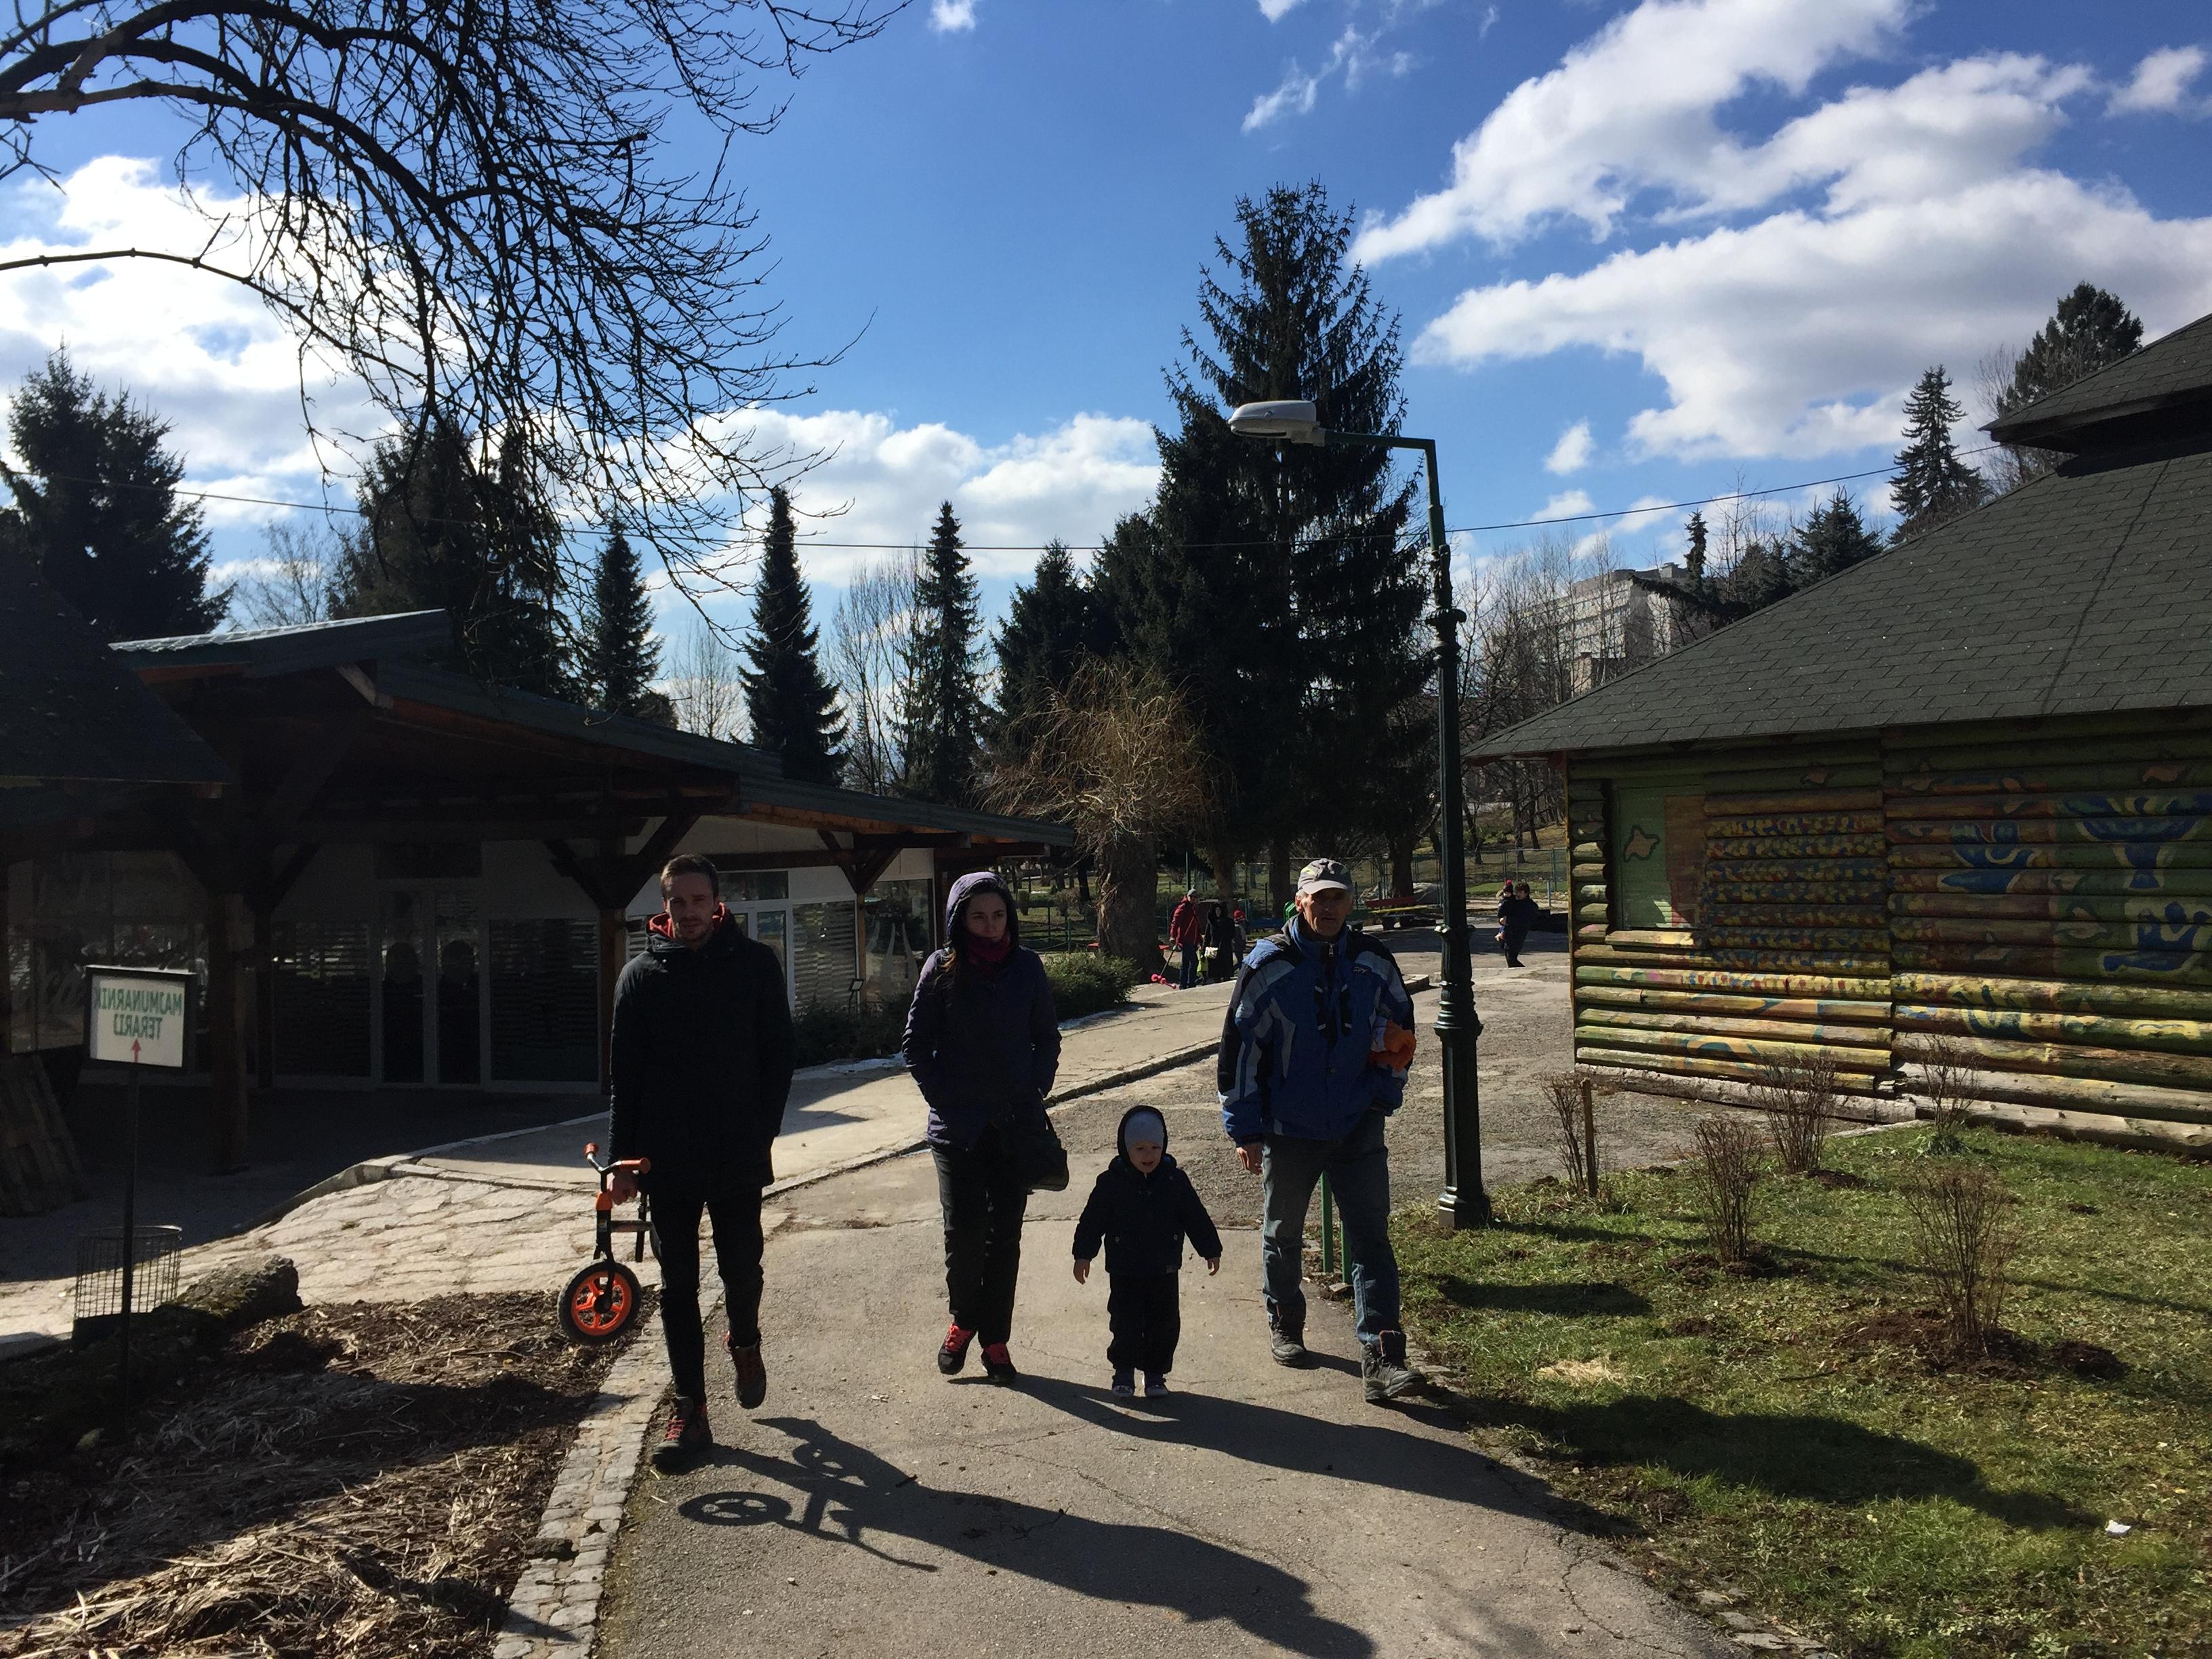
[0,1291,641,1658]
[1838,1310,2125,1381]
[1809,1168,1870,1190]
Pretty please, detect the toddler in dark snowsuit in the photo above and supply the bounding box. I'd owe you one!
[1073,1106,1225,1398]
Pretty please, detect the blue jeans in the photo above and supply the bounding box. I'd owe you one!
[1260,1110,1400,1345]
[1178,943,1199,988]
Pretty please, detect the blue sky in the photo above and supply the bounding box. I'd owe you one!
[5,0,2211,633]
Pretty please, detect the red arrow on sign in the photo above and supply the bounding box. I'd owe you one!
[131,1038,141,1061]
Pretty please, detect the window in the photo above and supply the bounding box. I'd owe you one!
[790,901,859,1010]
[491,920,598,1083]
[272,922,372,1077]
[1612,783,1706,928]
[863,878,935,1007]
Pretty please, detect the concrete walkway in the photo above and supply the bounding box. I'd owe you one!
[596,1137,1729,1659]
[411,977,1243,1195]
[0,979,1244,1347]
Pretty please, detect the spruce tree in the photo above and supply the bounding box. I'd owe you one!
[1141,181,1427,902]
[333,416,571,693]
[0,349,224,638]
[1683,510,1709,588]
[1791,490,1883,584]
[584,527,668,720]
[900,501,985,806]
[993,539,1099,757]
[1889,367,1985,540]
[741,487,844,783]
[1999,283,2144,417]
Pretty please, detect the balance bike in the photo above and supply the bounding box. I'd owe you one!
[558,1143,653,1343]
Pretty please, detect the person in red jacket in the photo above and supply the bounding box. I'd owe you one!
[1168,890,1203,989]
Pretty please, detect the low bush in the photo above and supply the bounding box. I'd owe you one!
[1755,1052,1838,1175]
[1040,951,1141,1020]
[1901,1159,2019,1360]
[792,998,906,1069]
[1688,1115,1764,1265]
[1541,1071,1600,1197]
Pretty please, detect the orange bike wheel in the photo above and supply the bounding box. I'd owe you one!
[558,1261,641,1344]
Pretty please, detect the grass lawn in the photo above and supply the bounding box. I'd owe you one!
[1393,1124,2212,1658]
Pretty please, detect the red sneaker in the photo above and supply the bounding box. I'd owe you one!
[981,1342,1019,1384]
[724,1332,768,1409]
[938,1323,976,1376]
[651,1397,712,1472]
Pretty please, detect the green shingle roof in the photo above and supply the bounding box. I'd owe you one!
[1468,438,2212,762]
[1986,310,2212,453]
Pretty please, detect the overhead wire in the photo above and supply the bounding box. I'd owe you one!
[21,444,2007,556]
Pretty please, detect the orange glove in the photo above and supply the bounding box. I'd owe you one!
[1369,1020,1416,1074]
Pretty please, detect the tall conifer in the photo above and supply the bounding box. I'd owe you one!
[901,501,985,806]
[1791,491,1883,584]
[1889,367,1985,541]
[0,350,224,638]
[993,539,1100,758]
[741,487,844,783]
[584,527,668,720]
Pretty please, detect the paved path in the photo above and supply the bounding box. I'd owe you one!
[413,978,1242,1194]
[595,1136,1729,1659]
[0,981,1242,1347]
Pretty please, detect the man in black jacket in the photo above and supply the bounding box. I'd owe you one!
[609,853,796,1471]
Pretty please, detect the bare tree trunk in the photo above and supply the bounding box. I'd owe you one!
[1209,844,1240,903]
[1388,830,1416,898]
[1267,839,1292,916]
[1096,832,1161,968]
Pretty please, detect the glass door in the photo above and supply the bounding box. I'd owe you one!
[726,903,792,1001]
[434,890,482,1084]
[380,890,426,1083]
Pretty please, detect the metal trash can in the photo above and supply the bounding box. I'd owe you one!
[71,1225,183,1347]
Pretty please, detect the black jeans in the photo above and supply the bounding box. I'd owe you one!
[649,1173,766,1403]
[1107,1271,1181,1375]
[931,1125,1028,1345]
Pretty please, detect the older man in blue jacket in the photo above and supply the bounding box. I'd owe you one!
[1218,857,1422,1403]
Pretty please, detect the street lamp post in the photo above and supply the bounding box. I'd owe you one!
[1227,400,1491,1229]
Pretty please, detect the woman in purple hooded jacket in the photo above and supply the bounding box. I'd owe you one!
[901,871,1061,1382]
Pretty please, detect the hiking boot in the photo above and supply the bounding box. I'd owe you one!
[1144,1372,1170,1398]
[725,1332,768,1410]
[1111,1368,1136,1397]
[1268,1309,1311,1368]
[652,1396,712,1472]
[1361,1330,1423,1404]
[981,1341,1019,1384]
[938,1324,975,1376]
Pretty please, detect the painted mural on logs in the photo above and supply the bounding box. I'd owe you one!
[1570,722,2212,1124]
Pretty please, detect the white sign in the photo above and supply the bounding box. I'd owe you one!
[85,967,192,1069]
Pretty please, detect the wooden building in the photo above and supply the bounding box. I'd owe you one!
[2,609,1069,1166]
[1469,312,2212,1151]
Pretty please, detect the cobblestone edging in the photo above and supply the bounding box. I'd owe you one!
[493,1300,699,1659]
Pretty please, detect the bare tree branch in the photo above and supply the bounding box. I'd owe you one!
[3,0,909,597]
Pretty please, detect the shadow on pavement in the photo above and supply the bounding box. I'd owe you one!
[1020,1372,1591,1535]
[680,1416,1376,1658]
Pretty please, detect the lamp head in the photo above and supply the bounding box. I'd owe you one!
[1226,399,1325,446]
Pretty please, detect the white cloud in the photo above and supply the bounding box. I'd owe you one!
[1258,0,1307,19]
[1355,1,2212,462]
[2108,45,2207,115]
[1,158,377,527]
[1243,62,1322,132]
[1414,171,2212,460]
[1544,420,1593,474]
[1534,489,1596,521]
[1478,5,1498,40]
[689,407,1159,590]
[1353,0,1907,257]
[928,0,977,34]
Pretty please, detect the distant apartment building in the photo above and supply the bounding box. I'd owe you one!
[1559,559,1701,693]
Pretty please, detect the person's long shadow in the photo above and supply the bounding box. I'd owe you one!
[1025,1372,2087,1533]
[680,1417,1374,1658]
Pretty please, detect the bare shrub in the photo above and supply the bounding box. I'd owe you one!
[1687,1116,1764,1265]
[1542,1073,1601,1197]
[1901,1162,2018,1361]
[1755,1052,1839,1174]
[1910,1034,1979,1154]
